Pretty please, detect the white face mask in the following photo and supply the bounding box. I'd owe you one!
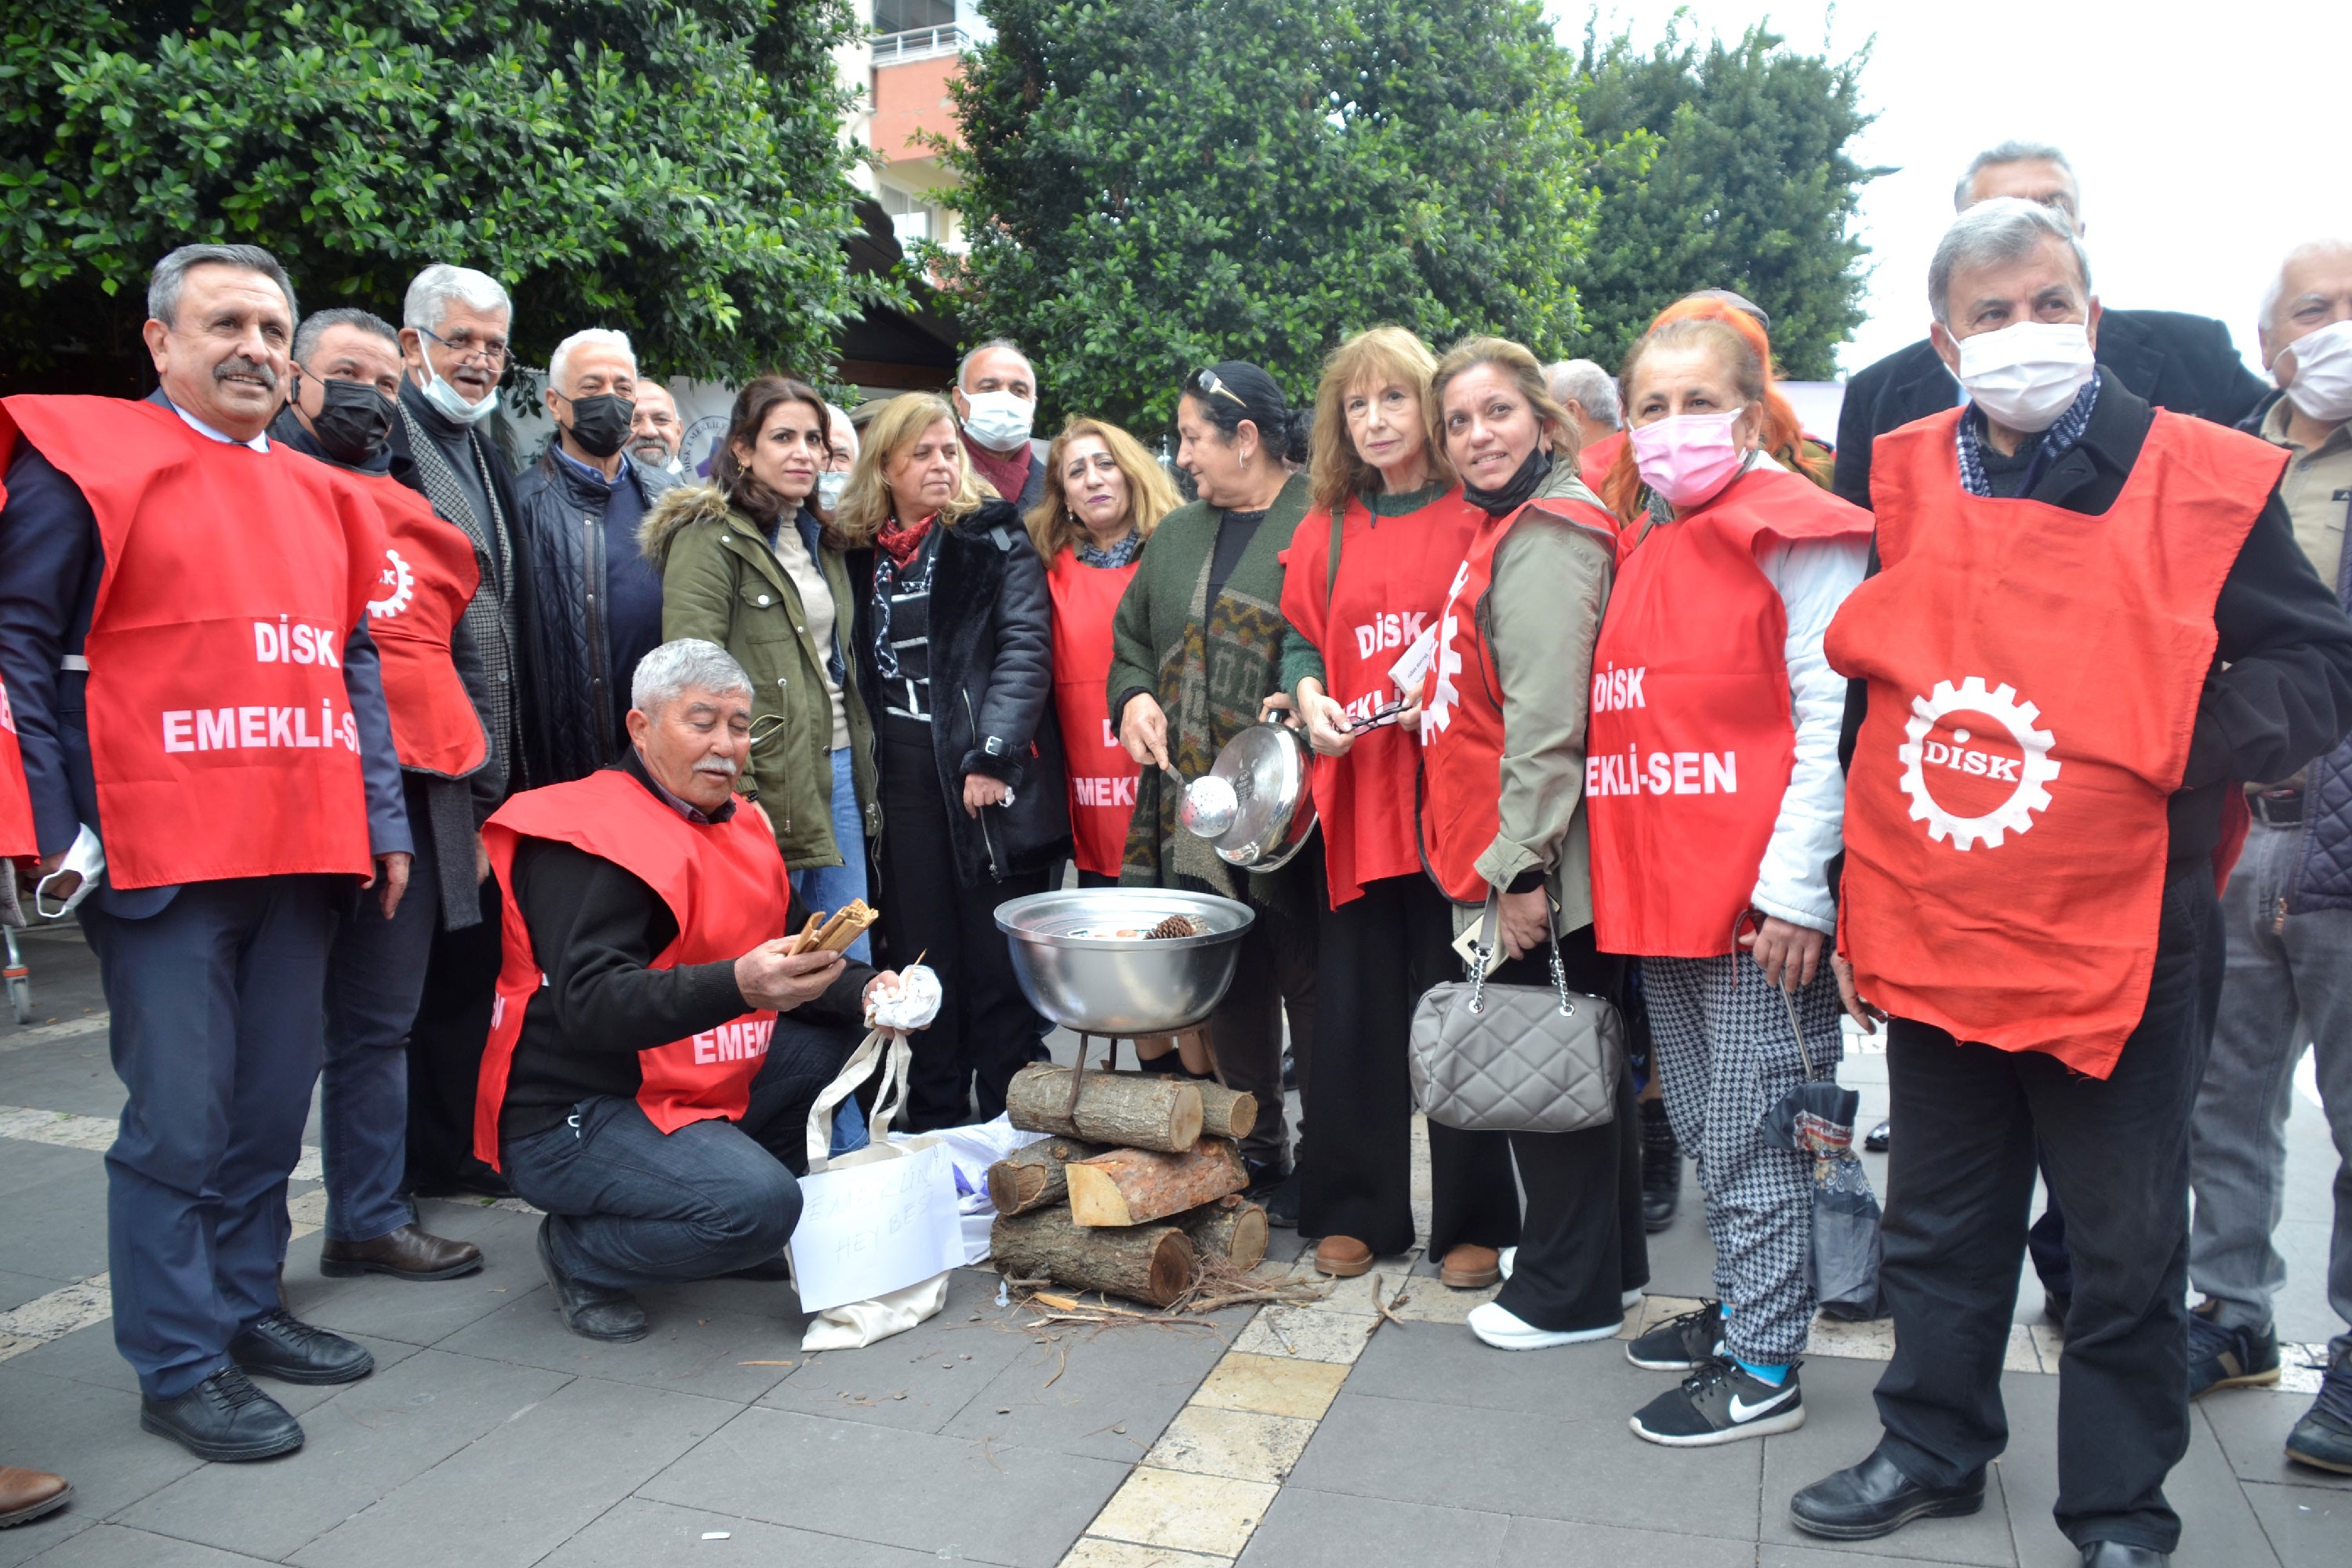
[815,470,848,510]
[961,390,1034,453]
[2280,318,2352,425]
[417,363,499,426]
[1955,319,2097,434]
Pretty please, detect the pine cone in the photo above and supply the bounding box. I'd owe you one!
[1145,914,1203,940]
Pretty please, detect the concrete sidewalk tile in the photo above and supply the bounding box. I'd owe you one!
[437,1293,803,1404]
[289,1210,554,1348]
[1504,1514,1762,1566]
[535,1497,951,1566]
[1759,1547,1995,1568]
[1755,1357,2015,1566]
[1387,1276,1499,1323]
[641,1405,1128,1566]
[2000,1325,2041,1374]
[2238,1479,2352,1567]
[1341,1313,1667,1422]
[118,1352,570,1560]
[1090,1466,1276,1558]
[290,1374,735,1568]
[1991,1370,2278,1568]
[9,1523,278,1566]
[2199,1389,2352,1491]
[759,1307,1038,1436]
[1143,1406,1316,1483]
[1287,1391,1761,1538]
[1059,1538,1232,1568]
[0,1363,198,1568]
[0,1269,63,1313]
[1805,1313,1896,1363]
[1190,1352,1348,1420]
[1234,1489,1504,1566]
[1229,1305,1367,1366]
[945,1319,1230,1462]
[0,1161,110,1285]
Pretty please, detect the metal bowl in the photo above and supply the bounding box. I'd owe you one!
[995,888,1256,1035]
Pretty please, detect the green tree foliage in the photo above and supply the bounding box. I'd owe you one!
[932,0,1595,430]
[0,0,891,389]
[1570,19,1882,381]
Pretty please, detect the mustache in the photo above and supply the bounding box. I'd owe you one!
[214,359,278,390]
[693,757,740,778]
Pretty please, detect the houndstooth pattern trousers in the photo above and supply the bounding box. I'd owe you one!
[1643,951,1845,1363]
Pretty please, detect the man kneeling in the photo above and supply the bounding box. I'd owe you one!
[474,639,902,1341]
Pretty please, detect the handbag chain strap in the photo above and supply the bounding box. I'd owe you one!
[1468,891,1576,1018]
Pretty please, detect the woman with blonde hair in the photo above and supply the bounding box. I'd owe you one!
[1278,325,1512,1285]
[840,392,1069,1131]
[1027,419,1181,885]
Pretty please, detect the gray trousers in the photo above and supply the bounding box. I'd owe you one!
[1646,951,1844,1363]
[2188,819,2352,1352]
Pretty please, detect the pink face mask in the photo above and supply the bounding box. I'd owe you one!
[1630,406,1748,509]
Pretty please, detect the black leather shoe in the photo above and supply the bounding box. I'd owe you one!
[230,1309,375,1385]
[1244,1157,1300,1229]
[1790,1448,1985,1540]
[1864,1119,1891,1152]
[2080,1544,2169,1566]
[140,1367,304,1461]
[536,1219,648,1342]
[320,1223,484,1282]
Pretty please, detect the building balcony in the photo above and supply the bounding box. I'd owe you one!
[873,24,969,67]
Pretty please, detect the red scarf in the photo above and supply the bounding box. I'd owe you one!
[962,430,1033,503]
[877,512,935,568]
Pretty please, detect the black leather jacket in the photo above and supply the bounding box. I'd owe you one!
[511,445,677,785]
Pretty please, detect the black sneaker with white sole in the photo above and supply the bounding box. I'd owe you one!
[1625,1301,1725,1370]
[1631,1358,1805,1446]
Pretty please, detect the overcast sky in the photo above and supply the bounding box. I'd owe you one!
[1553,0,2352,381]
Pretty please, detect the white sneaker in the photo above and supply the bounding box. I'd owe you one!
[1621,1287,1646,1310]
[1468,1300,1621,1351]
[1498,1247,1516,1280]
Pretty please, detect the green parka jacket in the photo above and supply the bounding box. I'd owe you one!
[640,484,879,869]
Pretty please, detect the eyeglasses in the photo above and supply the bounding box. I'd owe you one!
[1341,698,1411,735]
[419,325,510,366]
[1192,368,1246,407]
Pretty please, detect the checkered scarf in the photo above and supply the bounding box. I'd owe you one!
[1956,375,2100,499]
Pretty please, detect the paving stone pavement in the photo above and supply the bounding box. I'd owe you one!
[1,921,2346,1566]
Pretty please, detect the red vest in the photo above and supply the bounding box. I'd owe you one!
[1047,547,1143,877]
[1420,495,1621,902]
[1579,430,1627,497]
[1827,410,2282,1077]
[351,471,488,778]
[1279,488,1484,906]
[1588,466,1872,957]
[0,672,32,861]
[473,768,793,1166]
[0,397,383,889]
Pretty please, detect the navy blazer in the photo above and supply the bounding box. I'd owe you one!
[0,394,411,917]
[1832,308,2272,511]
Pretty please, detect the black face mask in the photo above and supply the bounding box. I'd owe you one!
[306,376,396,466]
[562,393,636,459]
[1461,444,1553,517]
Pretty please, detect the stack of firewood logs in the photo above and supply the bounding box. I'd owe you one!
[987,1063,1269,1308]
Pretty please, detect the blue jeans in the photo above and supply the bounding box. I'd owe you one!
[499,1014,858,1291]
[789,746,872,964]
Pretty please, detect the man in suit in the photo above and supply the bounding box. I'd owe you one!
[1834,141,2269,511]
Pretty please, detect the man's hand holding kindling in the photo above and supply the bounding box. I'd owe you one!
[734,940,845,1013]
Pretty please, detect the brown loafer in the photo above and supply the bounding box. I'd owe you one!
[1313,1236,1374,1278]
[319,1224,484,1282]
[1439,1244,1502,1290]
[0,1467,71,1528]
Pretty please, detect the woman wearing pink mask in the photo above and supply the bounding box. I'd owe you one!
[1590,313,1874,1450]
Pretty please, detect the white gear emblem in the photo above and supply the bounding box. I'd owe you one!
[368,546,416,620]
[1897,677,2061,851]
[1421,562,1470,738]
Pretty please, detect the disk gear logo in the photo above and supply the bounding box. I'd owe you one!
[1897,677,2060,850]
[368,547,416,620]
[1420,561,1470,739]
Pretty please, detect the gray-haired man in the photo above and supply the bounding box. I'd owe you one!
[474,641,906,1341]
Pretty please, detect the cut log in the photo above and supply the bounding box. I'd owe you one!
[991,1207,1195,1308]
[1175,1196,1269,1271]
[1004,1065,1203,1154]
[1066,1138,1247,1228]
[1194,1081,1258,1142]
[985,1138,1105,1217]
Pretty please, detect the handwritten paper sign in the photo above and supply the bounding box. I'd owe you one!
[787,1142,964,1313]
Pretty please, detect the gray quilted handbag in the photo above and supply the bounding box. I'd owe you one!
[1408,896,1624,1133]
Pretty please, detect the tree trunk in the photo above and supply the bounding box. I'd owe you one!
[984,1137,1105,1217]
[1174,1196,1269,1271]
[1194,1081,1258,1142]
[1004,1065,1203,1154]
[991,1207,1195,1308]
[1065,1138,1247,1228]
